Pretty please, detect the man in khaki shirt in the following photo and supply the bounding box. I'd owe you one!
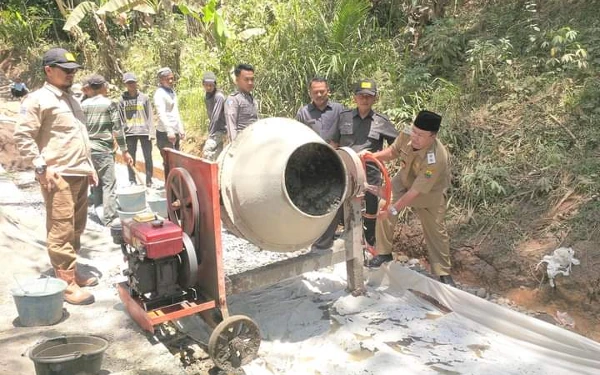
[13,47,98,305]
[365,110,455,286]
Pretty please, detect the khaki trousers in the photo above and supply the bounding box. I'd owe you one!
[375,183,451,276]
[41,175,88,271]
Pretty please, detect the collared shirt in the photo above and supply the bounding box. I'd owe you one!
[205,89,227,136]
[153,86,184,136]
[82,95,127,154]
[224,90,259,140]
[13,82,94,176]
[329,108,398,183]
[390,133,450,207]
[295,100,344,140]
[120,91,154,137]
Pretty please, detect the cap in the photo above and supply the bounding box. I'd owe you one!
[354,78,377,96]
[202,71,217,83]
[157,67,173,77]
[87,74,106,86]
[123,72,137,83]
[414,110,442,132]
[42,48,82,69]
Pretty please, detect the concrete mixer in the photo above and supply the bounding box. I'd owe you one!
[113,117,390,371]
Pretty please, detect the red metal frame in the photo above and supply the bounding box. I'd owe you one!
[118,149,227,332]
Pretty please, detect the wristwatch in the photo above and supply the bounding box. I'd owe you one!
[34,165,47,175]
[388,205,399,216]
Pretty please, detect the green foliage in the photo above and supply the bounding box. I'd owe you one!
[0,5,53,48]
[420,18,465,73]
[540,27,588,70]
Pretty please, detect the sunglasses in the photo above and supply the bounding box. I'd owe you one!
[52,65,78,74]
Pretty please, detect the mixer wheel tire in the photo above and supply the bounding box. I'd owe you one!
[208,315,261,371]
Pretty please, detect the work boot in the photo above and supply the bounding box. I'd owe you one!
[439,275,456,287]
[55,269,95,305]
[367,254,393,268]
[75,266,98,287]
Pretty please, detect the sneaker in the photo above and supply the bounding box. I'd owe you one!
[367,254,393,268]
[439,275,456,287]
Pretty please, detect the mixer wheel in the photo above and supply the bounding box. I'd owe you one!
[208,315,261,371]
[166,167,200,240]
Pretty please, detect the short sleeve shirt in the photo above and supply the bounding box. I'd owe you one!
[390,135,450,206]
[295,101,344,140]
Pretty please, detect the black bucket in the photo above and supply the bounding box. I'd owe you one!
[27,335,109,375]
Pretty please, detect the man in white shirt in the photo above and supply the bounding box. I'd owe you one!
[153,67,185,172]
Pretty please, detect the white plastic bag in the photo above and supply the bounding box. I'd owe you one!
[536,247,581,287]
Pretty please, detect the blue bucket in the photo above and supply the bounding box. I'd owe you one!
[11,277,67,326]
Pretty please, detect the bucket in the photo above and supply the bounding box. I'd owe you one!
[147,196,168,218]
[116,185,146,212]
[11,277,67,327]
[28,335,109,375]
[117,208,151,222]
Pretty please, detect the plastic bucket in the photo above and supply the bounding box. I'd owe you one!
[116,185,146,212]
[11,277,67,327]
[28,335,109,375]
[117,208,150,222]
[147,196,168,218]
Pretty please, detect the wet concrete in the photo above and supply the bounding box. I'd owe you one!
[284,143,345,216]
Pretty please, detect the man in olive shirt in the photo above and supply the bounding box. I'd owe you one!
[13,47,97,305]
[224,64,258,141]
[328,79,398,248]
[366,110,455,286]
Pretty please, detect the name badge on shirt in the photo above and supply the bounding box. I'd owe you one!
[427,151,436,165]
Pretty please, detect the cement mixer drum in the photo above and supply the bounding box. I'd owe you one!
[219,118,347,252]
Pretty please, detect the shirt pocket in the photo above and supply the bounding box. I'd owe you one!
[338,122,354,145]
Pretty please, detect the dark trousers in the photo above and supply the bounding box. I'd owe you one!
[313,208,344,250]
[11,88,27,98]
[126,135,153,185]
[156,130,180,174]
[363,191,378,246]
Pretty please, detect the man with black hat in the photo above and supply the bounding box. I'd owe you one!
[201,71,227,161]
[13,47,98,305]
[328,78,398,250]
[120,72,155,187]
[82,74,132,226]
[364,110,455,286]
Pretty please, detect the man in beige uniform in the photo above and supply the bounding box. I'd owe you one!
[365,110,455,286]
[13,48,98,305]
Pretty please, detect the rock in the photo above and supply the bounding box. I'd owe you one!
[476,287,487,298]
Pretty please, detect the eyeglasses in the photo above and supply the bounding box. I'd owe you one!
[52,66,78,74]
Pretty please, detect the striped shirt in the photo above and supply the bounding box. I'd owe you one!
[82,95,127,154]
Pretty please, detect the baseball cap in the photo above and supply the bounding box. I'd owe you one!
[42,47,82,69]
[354,78,377,96]
[123,72,137,83]
[87,74,106,85]
[202,71,217,83]
[157,67,173,77]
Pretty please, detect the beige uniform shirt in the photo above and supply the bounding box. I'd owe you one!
[389,133,450,208]
[13,82,94,176]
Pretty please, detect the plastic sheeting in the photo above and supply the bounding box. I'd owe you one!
[213,262,600,375]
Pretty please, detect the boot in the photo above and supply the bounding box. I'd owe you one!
[439,275,456,287]
[55,269,95,305]
[75,266,99,287]
[367,254,393,268]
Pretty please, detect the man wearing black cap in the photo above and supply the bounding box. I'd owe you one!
[201,71,227,161]
[120,72,155,186]
[13,47,98,305]
[82,74,132,226]
[328,78,398,249]
[365,110,455,286]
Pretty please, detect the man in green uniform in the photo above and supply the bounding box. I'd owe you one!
[328,78,397,248]
[365,110,455,286]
